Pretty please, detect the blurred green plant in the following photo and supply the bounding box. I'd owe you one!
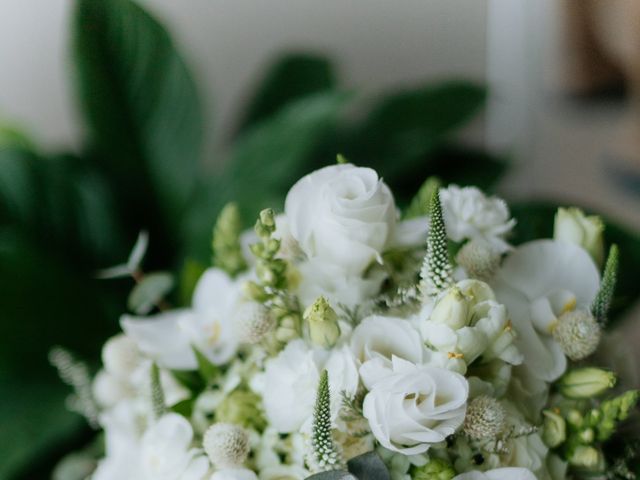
[0,0,637,478]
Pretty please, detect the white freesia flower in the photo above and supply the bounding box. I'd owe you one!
[420,280,522,373]
[491,240,600,386]
[351,315,425,389]
[285,163,396,276]
[210,468,259,480]
[440,185,515,253]
[363,357,469,455]
[453,468,536,480]
[122,268,242,370]
[554,207,604,265]
[140,413,210,480]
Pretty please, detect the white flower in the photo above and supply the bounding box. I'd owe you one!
[296,258,387,308]
[285,163,396,276]
[362,357,468,455]
[259,464,309,480]
[350,315,425,389]
[210,468,258,480]
[453,468,536,480]
[259,340,359,433]
[554,207,604,265]
[140,413,210,480]
[122,268,242,370]
[491,240,600,385]
[440,185,515,253]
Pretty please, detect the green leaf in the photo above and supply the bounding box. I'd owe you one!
[236,52,337,134]
[344,81,486,183]
[192,346,219,384]
[73,0,203,223]
[127,272,174,314]
[170,398,194,417]
[347,452,391,480]
[305,471,355,480]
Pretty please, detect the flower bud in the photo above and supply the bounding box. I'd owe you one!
[242,280,268,302]
[411,459,455,480]
[304,296,341,348]
[552,310,601,361]
[431,287,470,330]
[203,423,250,468]
[554,207,604,266]
[579,428,595,444]
[542,410,566,448]
[558,368,616,399]
[569,446,604,471]
[217,389,266,431]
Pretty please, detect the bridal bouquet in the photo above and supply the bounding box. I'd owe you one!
[53,162,638,480]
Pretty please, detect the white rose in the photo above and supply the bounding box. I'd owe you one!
[351,315,425,389]
[440,185,515,253]
[140,413,210,480]
[122,268,242,370]
[362,357,468,455]
[490,240,600,385]
[285,164,396,276]
[553,207,604,265]
[453,468,536,480]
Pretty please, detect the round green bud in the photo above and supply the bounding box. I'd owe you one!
[558,368,616,399]
[552,310,601,361]
[411,459,455,480]
[304,296,341,349]
[542,410,566,448]
[569,446,604,471]
[216,389,266,431]
[431,287,470,330]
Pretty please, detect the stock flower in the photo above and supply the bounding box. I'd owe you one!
[363,357,468,454]
[285,163,396,276]
[439,185,515,253]
[350,315,425,388]
[122,268,242,370]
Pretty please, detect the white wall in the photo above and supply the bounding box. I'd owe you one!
[0,0,489,159]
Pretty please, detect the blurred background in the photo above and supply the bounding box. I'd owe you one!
[0,0,639,478]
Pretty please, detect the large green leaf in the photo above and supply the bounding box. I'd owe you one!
[235,52,337,134]
[73,0,203,225]
[183,92,347,262]
[343,81,486,183]
[510,202,640,326]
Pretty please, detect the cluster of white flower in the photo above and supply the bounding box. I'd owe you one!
[67,163,633,480]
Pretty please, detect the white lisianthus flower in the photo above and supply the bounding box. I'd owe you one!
[491,240,600,386]
[440,185,515,253]
[140,413,210,480]
[122,268,242,370]
[285,163,396,276]
[453,468,536,480]
[363,357,469,455]
[350,315,425,389]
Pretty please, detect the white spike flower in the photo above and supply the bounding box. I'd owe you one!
[204,423,250,469]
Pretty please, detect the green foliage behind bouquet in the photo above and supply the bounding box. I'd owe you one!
[0,0,638,478]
